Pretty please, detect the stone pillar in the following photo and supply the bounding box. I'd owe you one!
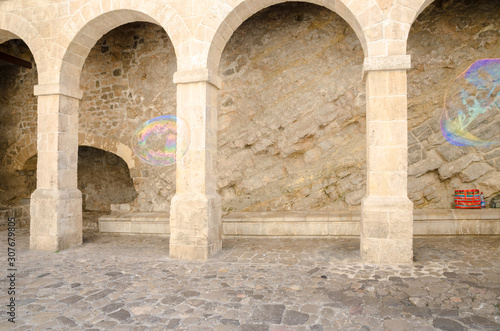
[30,84,83,251]
[361,56,414,264]
[169,69,222,260]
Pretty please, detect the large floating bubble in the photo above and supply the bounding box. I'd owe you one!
[132,115,190,166]
[440,58,500,147]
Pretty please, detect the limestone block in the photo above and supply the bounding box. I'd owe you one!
[408,149,444,177]
[30,188,82,251]
[169,193,222,260]
[459,162,493,183]
[356,5,384,29]
[438,153,482,180]
[361,196,413,264]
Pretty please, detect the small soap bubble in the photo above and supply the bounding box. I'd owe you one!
[132,115,190,166]
[440,58,500,147]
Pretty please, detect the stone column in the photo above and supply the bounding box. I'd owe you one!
[30,84,83,251]
[169,69,222,260]
[361,56,414,264]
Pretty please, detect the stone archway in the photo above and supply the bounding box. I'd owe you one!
[30,2,184,251]
[0,12,50,74]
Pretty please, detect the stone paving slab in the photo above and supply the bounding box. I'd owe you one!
[0,229,499,330]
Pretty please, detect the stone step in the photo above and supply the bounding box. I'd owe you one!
[98,209,500,236]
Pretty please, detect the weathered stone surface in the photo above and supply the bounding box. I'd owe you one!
[282,310,309,325]
[408,150,444,177]
[459,162,493,182]
[433,318,466,331]
[251,304,285,324]
[438,154,482,180]
[1,0,500,231]
[460,315,500,329]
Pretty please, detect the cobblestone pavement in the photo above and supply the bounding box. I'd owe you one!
[1,229,500,330]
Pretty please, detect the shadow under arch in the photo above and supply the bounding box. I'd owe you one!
[203,0,368,73]
[78,134,138,171]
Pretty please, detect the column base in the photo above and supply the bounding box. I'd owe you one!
[30,188,82,251]
[169,193,222,260]
[361,196,414,264]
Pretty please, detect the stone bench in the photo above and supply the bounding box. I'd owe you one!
[98,209,500,236]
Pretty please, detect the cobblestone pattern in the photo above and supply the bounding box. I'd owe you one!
[1,229,499,330]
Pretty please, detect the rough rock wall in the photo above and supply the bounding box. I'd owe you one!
[407,0,500,208]
[1,1,499,221]
[218,3,366,212]
[79,22,177,212]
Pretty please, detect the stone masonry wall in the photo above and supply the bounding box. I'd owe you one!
[0,40,37,226]
[0,1,499,222]
[79,22,177,213]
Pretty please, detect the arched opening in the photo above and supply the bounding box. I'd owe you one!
[79,22,177,214]
[17,147,138,230]
[0,39,38,228]
[218,3,365,214]
[407,0,500,209]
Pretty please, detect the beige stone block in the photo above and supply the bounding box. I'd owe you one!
[387,70,407,95]
[99,221,116,233]
[245,0,265,14]
[378,238,412,264]
[99,0,112,13]
[120,0,134,9]
[367,95,407,121]
[367,121,387,146]
[387,40,407,56]
[366,70,388,96]
[384,21,408,40]
[194,24,214,43]
[367,171,388,196]
[386,171,408,196]
[387,220,412,239]
[367,40,387,57]
[348,0,372,16]
[363,21,384,42]
[330,221,361,236]
[130,222,143,233]
[232,2,252,22]
[166,15,191,47]
[170,244,211,260]
[362,220,388,238]
[368,146,406,171]
[388,3,416,24]
[398,0,426,12]
[356,5,384,29]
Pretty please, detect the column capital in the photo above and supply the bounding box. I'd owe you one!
[363,55,412,74]
[173,69,222,89]
[34,83,83,100]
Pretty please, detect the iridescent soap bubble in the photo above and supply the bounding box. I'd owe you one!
[132,115,190,166]
[440,58,500,147]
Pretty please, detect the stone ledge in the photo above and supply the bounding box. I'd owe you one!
[98,209,500,236]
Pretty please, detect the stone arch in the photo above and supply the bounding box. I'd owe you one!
[0,12,50,73]
[414,0,436,18]
[78,133,137,170]
[1,134,38,171]
[51,0,189,87]
[201,0,372,72]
